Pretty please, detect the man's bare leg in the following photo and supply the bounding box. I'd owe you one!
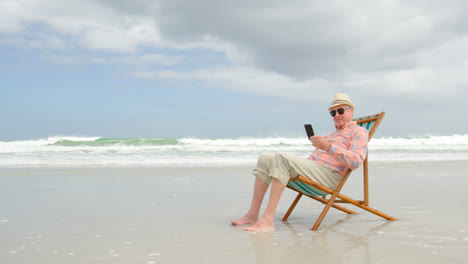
[232,177,269,226]
[244,178,285,232]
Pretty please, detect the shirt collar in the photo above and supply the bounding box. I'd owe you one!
[335,121,357,131]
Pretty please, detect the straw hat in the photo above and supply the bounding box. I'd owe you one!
[328,93,355,111]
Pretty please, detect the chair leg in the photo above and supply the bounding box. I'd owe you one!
[336,192,398,221]
[311,190,341,230]
[282,193,302,221]
[308,195,358,215]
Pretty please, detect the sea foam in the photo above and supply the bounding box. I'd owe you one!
[1,135,467,167]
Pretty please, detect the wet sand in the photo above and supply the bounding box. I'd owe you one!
[1,161,467,263]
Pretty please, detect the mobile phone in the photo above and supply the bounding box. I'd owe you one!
[304,124,314,139]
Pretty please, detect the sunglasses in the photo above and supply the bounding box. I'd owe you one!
[330,107,349,117]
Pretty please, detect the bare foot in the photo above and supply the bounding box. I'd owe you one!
[244,218,274,232]
[231,214,257,226]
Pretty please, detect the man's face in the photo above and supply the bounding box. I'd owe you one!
[330,104,353,129]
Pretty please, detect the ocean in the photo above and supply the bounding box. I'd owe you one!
[1,135,468,168]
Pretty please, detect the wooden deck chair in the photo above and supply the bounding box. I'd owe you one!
[282,112,398,230]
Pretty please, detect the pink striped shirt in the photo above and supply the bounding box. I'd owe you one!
[308,121,368,176]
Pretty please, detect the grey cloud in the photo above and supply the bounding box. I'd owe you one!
[3,0,468,107]
[5,1,467,78]
[153,0,468,88]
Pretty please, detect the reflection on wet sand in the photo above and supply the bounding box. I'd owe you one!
[249,215,395,264]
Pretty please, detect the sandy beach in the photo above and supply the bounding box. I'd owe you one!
[1,161,467,264]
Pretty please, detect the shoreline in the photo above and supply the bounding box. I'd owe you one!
[1,159,467,174]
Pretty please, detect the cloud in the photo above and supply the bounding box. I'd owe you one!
[2,0,468,106]
[152,1,468,94]
[132,67,332,101]
[0,0,161,52]
[0,1,29,34]
[77,17,160,52]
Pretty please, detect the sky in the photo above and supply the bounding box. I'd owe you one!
[1,0,468,140]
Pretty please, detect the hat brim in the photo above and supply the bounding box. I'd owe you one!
[328,102,355,111]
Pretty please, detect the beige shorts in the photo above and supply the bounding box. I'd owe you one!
[253,152,342,189]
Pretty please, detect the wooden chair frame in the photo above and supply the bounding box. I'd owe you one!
[282,111,397,230]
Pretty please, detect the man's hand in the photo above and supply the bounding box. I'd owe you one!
[310,136,331,151]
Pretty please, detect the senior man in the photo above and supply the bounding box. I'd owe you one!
[232,93,368,232]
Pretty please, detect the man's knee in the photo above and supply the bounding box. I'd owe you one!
[258,152,274,164]
[274,152,293,163]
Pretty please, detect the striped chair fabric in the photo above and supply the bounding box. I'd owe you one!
[286,114,377,198]
[355,114,379,131]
